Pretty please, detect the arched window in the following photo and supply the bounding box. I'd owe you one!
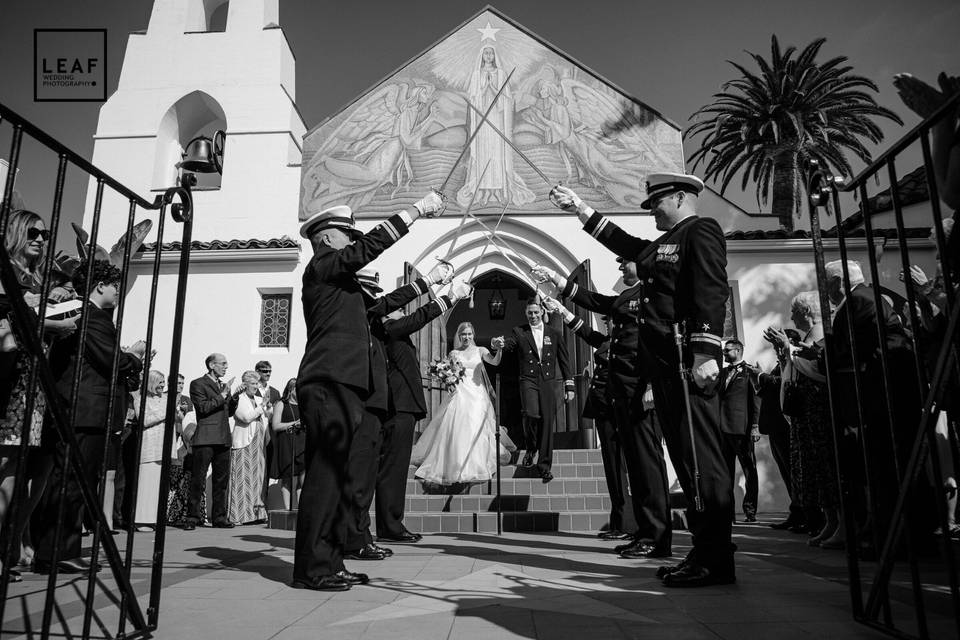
[184,0,229,33]
[152,91,227,190]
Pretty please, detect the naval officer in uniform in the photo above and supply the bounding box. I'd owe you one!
[549,173,734,588]
[292,193,445,591]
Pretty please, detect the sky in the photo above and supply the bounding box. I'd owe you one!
[1,0,958,243]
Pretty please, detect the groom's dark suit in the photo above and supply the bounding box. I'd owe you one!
[502,322,572,474]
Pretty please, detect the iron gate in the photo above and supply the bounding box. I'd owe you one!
[0,102,201,639]
[806,90,960,639]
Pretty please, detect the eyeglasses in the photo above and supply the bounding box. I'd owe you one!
[27,228,51,241]
[257,369,272,374]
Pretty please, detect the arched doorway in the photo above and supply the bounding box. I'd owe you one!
[446,269,533,446]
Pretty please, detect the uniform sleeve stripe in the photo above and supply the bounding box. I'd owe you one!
[380,220,401,242]
[567,317,584,331]
[564,379,575,388]
[590,217,609,238]
[568,282,579,297]
[689,333,722,346]
[411,280,425,296]
[436,297,448,313]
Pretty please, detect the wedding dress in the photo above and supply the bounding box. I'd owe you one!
[410,347,501,484]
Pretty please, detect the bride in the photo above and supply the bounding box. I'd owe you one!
[410,322,506,485]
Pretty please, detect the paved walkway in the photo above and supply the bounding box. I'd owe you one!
[3,515,955,639]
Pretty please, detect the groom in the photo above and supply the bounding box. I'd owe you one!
[494,298,574,482]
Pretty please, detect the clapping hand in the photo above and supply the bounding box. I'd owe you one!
[900,265,934,294]
[762,326,789,350]
[126,339,148,360]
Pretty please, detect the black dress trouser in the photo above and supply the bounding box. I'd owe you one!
[293,381,364,580]
[375,411,417,538]
[652,373,735,574]
[767,425,804,523]
[722,433,758,518]
[344,409,384,551]
[610,396,671,551]
[188,443,230,525]
[595,416,637,533]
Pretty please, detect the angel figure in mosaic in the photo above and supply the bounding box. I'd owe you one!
[301,82,439,213]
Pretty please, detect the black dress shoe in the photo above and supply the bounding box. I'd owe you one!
[520,453,534,468]
[345,544,386,561]
[743,514,757,523]
[613,539,641,554]
[662,562,735,588]
[372,544,393,557]
[335,569,370,585]
[620,544,672,560]
[377,531,422,543]
[181,522,196,531]
[212,520,235,529]
[541,470,554,483]
[291,575,352,591]
[599,530,632,540]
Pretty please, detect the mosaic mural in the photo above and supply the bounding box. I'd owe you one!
[300,10,684,218]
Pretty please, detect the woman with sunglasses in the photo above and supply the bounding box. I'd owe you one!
[0,210,78,581]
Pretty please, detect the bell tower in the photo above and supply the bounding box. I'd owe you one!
[84,0,304,243]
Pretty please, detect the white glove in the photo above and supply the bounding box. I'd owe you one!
[530,264,556,284]
[449,279,473,301]
[549,185,594,218]
[540,295,562,312]
[641,385,655,411]
[425,260,454,285]
[691,354,720,391]
[413,191,446,218]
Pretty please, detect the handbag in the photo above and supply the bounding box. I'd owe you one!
[781,363,805,418]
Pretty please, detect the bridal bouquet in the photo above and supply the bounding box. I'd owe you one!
[427,356,466,392]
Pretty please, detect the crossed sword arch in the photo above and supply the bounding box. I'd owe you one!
[428,67,561,301]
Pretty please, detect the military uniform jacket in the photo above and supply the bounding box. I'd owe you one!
[579,211,728,365]
[718,362,761,436]
[364,279,442,413]
[563,316,610,420]
[297,214,409,392]
[502,323,574,388]
[382,294,454,419]
[560,281,644,396]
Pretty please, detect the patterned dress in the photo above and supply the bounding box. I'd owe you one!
[0,351,45,448]
[227,394,268,524]
[789,365,840,510]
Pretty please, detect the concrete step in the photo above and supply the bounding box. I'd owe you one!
[403,493,612,514]
[406,476,609,496]
[406,461,608,480]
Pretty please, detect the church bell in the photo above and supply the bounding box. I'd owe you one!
[180,130,226,174]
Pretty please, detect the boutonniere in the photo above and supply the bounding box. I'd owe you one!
[543,336,552,346]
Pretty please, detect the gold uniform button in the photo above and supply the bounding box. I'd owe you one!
[640,319,646,324]
[647,278,654,284]
[643,297,649,303]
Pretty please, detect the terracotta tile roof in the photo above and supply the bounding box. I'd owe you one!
[141,237,300,251]
[838,166,931,232]
[726,227,931,241]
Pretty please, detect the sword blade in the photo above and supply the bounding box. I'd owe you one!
[443,160,490,259]
[467,203,509,283]
[438,67,517,194]
[465,99,553,187]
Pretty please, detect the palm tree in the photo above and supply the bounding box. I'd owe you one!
[686,36,902,230]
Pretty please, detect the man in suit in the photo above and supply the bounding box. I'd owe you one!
[293,193,445,591]
[718,339,761,523]
[494,299,575,483]
[34,259,145,573]
[186,353,239,530]
[535,259,671,558]
[375,280,472,543]
[254,360,280,511]
[757,362,805,531]
[550,173,733,588]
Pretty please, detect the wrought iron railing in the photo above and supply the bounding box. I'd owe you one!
[806,89,960,640]
[0,102,199,639]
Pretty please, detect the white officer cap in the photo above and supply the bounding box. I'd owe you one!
[299,205,362,240]
[640,172,705,210]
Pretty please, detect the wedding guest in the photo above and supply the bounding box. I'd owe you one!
[270,378,304,510]
[33,259,145,574]
[718,339,761,523]
[167,374,199,527]
[254,360,280,509]
[186,353,239,530]
[130,370,171,530]
[228,371,272,524]
[758,356,806,532]
[0,210,76,580]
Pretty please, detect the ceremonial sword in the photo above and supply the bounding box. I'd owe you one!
[466,203,510,308]
[435,67,517,197]
[465,100,554,187]
[437,160,491,267]
[673,322,704,512]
